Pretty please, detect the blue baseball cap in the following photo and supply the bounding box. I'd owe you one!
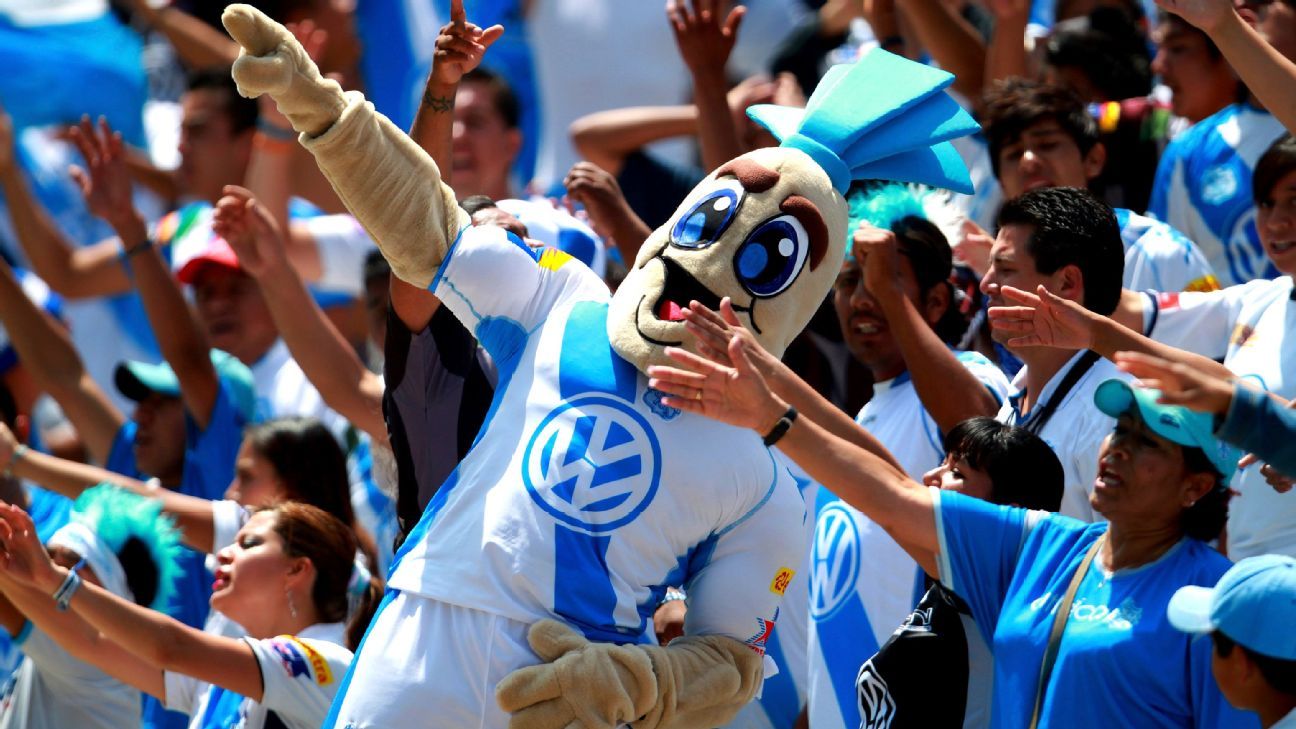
[1093,378,1240,485]
[115,349,257,423]
[1168,554,1296,660]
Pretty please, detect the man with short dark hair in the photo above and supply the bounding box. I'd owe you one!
[981,186,1133,520]
[981,79,1219,293]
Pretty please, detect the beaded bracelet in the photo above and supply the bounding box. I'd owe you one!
[53,558,86,612]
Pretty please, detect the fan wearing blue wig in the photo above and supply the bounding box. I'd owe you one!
[218,4,978,727]
[0,485,184,729]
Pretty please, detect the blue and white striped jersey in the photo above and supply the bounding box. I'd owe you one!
[1148,103,1285,286]
[1115,208,1219,293]
[389,225,809,659]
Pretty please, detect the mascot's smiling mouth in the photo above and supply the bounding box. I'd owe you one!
[635,257,759,347]
[652,258,721,323]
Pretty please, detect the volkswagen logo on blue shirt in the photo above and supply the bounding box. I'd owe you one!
[811,502,861,621]
[523,395,662,533]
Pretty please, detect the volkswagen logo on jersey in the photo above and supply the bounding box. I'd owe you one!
[810,502,861,621]
[523,395,662,533]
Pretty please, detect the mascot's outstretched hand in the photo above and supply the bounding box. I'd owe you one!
[220,4,469,288]
[222,4,343,137]
[496,619,764,729]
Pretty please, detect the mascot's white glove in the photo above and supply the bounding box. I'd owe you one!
[496,619,764,729]
[221,4,469,287]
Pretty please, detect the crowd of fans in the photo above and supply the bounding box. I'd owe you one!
[0,0,1294,726]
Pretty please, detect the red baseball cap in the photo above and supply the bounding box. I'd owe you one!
[175,235,241,284]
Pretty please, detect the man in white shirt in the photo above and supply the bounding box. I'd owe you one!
[982,187,1132,520]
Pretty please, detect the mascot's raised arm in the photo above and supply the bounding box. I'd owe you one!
[221,5,977,728]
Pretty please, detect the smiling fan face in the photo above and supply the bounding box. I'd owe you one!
[608,147,849,374]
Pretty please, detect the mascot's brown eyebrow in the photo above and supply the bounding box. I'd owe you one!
[715,159,780,193]
[779,195,828,270]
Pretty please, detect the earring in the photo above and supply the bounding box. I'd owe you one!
[287,589,298,619]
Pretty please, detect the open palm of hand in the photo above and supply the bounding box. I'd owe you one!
[0,503,58,590]
[68,117,134,227]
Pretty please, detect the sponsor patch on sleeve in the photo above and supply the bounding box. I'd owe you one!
[267,636,333,686]
[1156,292,1181,311]
[770,567,795,596]
[1184,275,1220,293]
[538,247,574,272]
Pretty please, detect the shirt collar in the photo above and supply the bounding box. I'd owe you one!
[1008,349,1092,420]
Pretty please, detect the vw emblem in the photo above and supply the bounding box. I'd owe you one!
[522,395,661,533]
[810,501,860,621]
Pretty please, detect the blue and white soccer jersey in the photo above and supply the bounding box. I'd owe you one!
[997,352,1132,522]
[1145,278,1296,558]
[329,226,809,728]
[165,623,351,729]
[1148,103,1285,286]
[1115,208,1219,293]
[806,354,1010,729]
[725,463,817,729]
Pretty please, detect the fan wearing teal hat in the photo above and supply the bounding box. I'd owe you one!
[1169,554,1296,728]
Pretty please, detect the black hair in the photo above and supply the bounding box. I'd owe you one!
[0,380,15,429]
[116,536,159,607]
[1253,135,1296,205]
[243,417,379,566]
[996,187,1125,316]
[890,216,968,345]
[462,68,520,130]
[943,417,1064,511]
[1213,631,1296,696]
[982,79,1100,179]
[1181,445,1229,541]
[185,68,259,135]
[1045,6,1153,101]
[362,249,391,286]
[1157,11,1223,60]
[460,195,499,216]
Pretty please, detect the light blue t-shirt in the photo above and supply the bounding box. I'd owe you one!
[1148,103,1285,287]
[106,380,249,630]
[934,489,1257,729]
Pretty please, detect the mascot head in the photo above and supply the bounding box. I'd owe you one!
[609,50,982,373]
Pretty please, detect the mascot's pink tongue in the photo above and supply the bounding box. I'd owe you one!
[658,300,686,322]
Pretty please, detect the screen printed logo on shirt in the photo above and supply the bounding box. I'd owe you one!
[810,503,861,620]
[855,660,897,729]
[523,395,662,533]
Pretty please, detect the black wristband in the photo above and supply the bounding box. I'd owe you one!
[762,406,798,447]
[124,238,153,258]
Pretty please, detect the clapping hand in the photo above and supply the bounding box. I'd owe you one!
[667,0,745,78]
[987,285,1099,350]
[0,502,61,593]
[67,116,137,232]
[211,185,288,279]
[647,334,789,437]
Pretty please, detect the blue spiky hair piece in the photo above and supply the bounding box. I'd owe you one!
[747,48,979,195]
[71,484,186,614]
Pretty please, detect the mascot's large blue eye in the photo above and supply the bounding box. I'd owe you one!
[733,215,810,298]
[670,180,744,250]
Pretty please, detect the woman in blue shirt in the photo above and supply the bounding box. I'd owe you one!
[649,341,1258,728]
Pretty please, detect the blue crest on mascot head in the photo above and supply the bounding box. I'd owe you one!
[608,49,980,374]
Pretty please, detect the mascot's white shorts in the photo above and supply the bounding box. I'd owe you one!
[328,591,538,729]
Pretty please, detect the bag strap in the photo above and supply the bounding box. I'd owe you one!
[1028,535,1104,729]
[1021,350,1101,435]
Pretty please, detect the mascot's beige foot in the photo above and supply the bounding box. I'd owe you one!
[221,3,345,137]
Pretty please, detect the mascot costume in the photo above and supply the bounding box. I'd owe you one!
[219,6,978,727]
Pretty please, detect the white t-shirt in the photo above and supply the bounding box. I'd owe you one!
[997,350,1132,521]
[164,622,351,729]
[805,353,1010,729]
[1115,208,1219,293]
[249,339,348,435]
[1145,277,1296,558]
[394,226,807,656]
[0,624,139,729]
